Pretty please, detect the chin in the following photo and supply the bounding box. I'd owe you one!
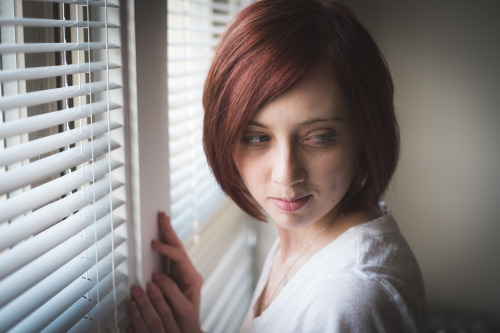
[269,211,317,230]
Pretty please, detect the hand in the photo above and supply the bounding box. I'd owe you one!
[127,212,204,333]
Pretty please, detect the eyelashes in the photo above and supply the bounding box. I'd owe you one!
[307,132,338,142]
[240,130,338,148]
[240,135,270,146]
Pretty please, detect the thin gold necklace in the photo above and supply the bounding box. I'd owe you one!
[263,218,336,310]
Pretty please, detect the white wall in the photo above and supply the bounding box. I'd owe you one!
[344,0,500,327]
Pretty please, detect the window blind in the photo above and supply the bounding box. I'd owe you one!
[0,1,128,332]
[167,0,230,242]
[168,1,255,332]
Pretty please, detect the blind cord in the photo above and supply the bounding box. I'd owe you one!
[85,0,102,327]
[103,0,120,329]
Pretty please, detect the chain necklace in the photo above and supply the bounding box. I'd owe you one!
[263,218,336,310]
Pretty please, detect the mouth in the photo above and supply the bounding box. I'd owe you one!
[270,195,311,213]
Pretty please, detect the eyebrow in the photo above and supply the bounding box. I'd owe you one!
[302,117,345,125]
[247,117,344,129]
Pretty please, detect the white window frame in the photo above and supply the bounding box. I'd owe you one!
[129,1,257,331]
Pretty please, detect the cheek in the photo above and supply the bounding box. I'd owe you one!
[233,150,269,191]
[312,151,357,194]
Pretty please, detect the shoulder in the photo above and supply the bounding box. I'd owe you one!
[297,271,424,332]
[319,214,422,279]
[296,214,426,332]
[297,273,404,332]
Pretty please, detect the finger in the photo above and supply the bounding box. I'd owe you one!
[151,240,203,299]
[147,282,181,333]
[151,240,189,263]
[127,301,149,333]
[158,212,184,248]
[153,273,192,318]
[153,267,201,307]
[131,287,166,333]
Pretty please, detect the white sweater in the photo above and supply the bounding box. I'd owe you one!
[240,214,426,333]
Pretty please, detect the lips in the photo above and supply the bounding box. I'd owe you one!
[271,195,311,212]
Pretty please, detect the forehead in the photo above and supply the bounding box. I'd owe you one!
[252,68,348,124]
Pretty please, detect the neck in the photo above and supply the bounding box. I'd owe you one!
[275,206,382,263]
[275,208,339,263]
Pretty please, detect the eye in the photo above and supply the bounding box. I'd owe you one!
[311,133,336,141]
[241,134,270,146]
[303,130,338,146]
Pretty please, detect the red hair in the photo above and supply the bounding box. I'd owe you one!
[203,0,399,221]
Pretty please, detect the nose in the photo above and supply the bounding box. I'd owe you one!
[271,144,306,186]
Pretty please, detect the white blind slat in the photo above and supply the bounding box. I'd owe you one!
[168,91,203,110]
[0,197,124,280]
[0,120,120,166]
[168,80,206,95]
[168,9,231,25]
[0,235,125,329]
[171,163,213,201]
[169,123,202,149]
[167,24,225,35]
[0,158,122,233]
[167,67,208,79]
[0,136,120,195]
[0,42,119,55]
[39,258,126,333]
[67,278,128,333]
[168,135,194,158]
[0,62,120,82]
[172,178,221,219]
[169,145,205,175]
[209,263,252,333]
[167,53,213,62]
[19,274,96,333]
[0,101,120,138]
[168,104,203,127]
[25,0,119,7]
[170,0,234,12]
[0,177,123,250]
[167,39,218,48]
[170,159,205,189]
[169,132,203,157]
[189,202,241,278]
[200,230,250,321]
[0,81,121,110]
[0,257,95,332]
[0,17,119,29]
[0,233,126,329]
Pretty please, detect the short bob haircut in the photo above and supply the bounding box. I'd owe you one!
[203,0,399,221]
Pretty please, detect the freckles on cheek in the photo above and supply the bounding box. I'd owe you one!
[242,164,269,194]
[321,165,356,199]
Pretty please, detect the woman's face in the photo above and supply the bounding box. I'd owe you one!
[234,70,360,231]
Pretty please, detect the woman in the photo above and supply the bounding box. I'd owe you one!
[127,0,426,332]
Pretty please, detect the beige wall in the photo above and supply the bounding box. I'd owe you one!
[344,0,500,327]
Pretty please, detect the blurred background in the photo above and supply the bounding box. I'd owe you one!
[343,0,500,330]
